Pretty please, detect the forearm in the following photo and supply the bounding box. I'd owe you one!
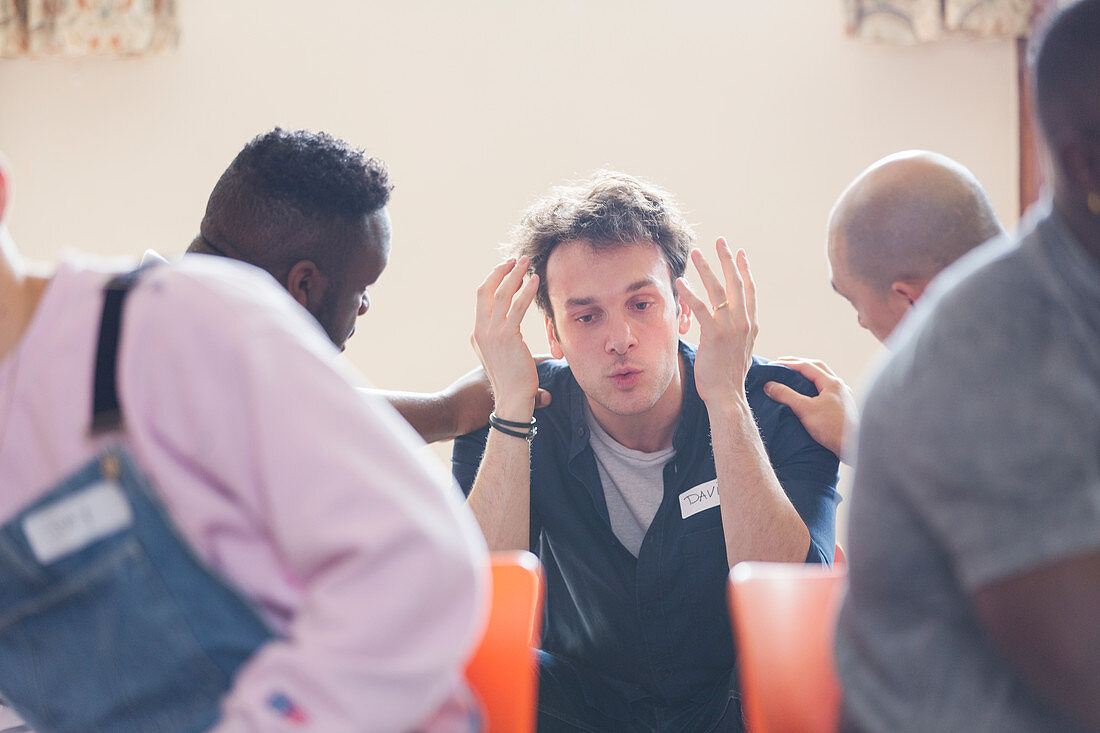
[464,254,543,550]
[709,397,811,566]
[368,389,455,444]
[973,552,1100,730]
[466,428,532,551]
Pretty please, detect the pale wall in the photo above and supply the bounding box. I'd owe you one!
[0,1,1020,540]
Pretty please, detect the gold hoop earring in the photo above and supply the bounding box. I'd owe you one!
[1089,191,1100,216]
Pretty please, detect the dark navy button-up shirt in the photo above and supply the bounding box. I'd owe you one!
[452,341,840,731]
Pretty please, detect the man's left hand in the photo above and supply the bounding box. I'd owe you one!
[676,238,758,409]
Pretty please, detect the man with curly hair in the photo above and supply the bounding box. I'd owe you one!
[178,127,509,444]
[188,128,391,352]
[454,171,841,732]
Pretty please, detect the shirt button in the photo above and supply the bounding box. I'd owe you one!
[644,607,656,620]
[659,669,671,681]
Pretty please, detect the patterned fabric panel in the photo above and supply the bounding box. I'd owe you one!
[843,0,943,44]
[3,0,177,57]
[0,0,25,57]
[843,0,1039,44]
[946,0,1036,36]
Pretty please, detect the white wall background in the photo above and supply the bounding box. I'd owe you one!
[0,1,1020,540]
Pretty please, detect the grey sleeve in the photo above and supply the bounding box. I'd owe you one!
[865,338,1100,592]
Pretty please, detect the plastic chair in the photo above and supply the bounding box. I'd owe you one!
[727,561,848,733]
[466,551,543,733]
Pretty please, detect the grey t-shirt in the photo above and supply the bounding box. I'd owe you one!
[836,204,1100,732]
[584,401,674,557]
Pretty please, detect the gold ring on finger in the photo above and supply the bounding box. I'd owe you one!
[712,300,730,313]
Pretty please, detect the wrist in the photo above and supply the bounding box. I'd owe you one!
[700,385,750,413]
[489,412,537,441]
[493,396,535,423]
[704,392,754,427]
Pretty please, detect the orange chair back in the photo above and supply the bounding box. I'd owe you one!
[833,543,846,567]
[727,561,848,733]
[466,551,543,733]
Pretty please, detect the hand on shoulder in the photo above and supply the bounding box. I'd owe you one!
[763,357,857,461]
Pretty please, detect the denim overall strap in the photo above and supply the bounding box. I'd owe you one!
[91,265,155,436]
[0,267,274,733]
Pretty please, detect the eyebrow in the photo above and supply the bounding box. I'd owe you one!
[563,278,662,309]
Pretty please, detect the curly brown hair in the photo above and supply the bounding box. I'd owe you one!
[508,170,695,319]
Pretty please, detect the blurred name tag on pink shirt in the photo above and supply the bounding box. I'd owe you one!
[23,481,133,564]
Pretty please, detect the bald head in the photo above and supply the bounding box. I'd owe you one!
[829,151,1003,291]
[826,151,1004,342]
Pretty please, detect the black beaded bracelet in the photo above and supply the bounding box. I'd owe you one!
[490,413,536,429]
[489,412,537,440]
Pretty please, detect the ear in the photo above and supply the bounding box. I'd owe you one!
[285,260,328,312]
[1057,136,1100,193]
[545,315,564,360]
[676,293,692,335]
[890,278,930,307]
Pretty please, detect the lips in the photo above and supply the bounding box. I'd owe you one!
[609,368,641,389]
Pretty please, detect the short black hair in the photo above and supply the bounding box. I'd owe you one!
[1032,0,1100,143]
[195,128,392,278]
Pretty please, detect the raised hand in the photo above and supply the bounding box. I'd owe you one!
[471,256,540,422]
[676,238,758,409]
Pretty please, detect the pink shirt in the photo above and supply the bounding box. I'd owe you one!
[0,255,488,732]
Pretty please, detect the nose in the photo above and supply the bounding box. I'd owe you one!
[605,314,637,355]
[358,292,370,317]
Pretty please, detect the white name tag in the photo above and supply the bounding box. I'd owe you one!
[679,479,720,519]
[23,481,134,564]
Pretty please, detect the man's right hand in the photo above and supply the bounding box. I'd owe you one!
[471,256,540,422]
[763,357,858,461]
